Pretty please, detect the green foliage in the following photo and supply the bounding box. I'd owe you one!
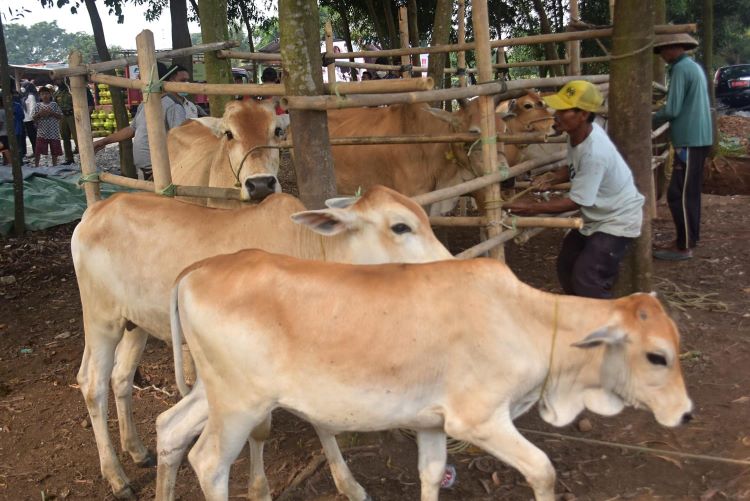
[4,21,100,63]
[718,133,746,157]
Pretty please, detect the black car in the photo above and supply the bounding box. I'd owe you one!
[714,64,750,108]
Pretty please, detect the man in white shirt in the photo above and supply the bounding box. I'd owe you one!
[504,80,645,299]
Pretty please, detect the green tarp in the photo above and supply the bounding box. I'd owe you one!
[0,175,130,236]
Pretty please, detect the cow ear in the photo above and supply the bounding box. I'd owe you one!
[571,326,628,349]
[192,116,225,137]
[290,208,358,236]
[425,107,459,128]
[507,99,517,112]
[324,196,357,209]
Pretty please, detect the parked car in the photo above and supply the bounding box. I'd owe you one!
[714,64,750,108]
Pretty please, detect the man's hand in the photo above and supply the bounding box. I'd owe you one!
[93,139,107,153]
[530,172,556,191]
[503,200,539,216]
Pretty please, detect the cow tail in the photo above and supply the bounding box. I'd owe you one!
[170,278,191,398]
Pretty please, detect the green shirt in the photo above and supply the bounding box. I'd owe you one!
[653,54,713,147]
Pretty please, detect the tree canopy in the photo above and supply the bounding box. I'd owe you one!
[3,21,103,64]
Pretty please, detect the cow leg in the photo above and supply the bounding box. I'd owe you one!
[316,427,369,501]
[155,378,209,501]
[451,414,555,501]
[189,407,267,501]
[247,415,272,501]
[77,320,134,499]
[112,326,154,466]
[416,429,447,501]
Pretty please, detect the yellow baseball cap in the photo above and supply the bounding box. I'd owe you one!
[542,80,604,113]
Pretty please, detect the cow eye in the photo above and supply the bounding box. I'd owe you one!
[646,352,668,366]
[224,130,234,140]
[524,103,533,109]
[275,127,284,137]
[391,223,412,235]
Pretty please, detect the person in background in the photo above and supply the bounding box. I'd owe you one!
[21,81,39,158]
[53,78,95,165]
[93,63,201,179]
[361,71,373,81]
[504,81,645,299]
[258,67,285,116]
[11,90,26,163]
[652,33,713,261]
[31,86,63,167]
[0,95,11,165]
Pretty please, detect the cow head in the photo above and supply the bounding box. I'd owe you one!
[290,185,453,264]
[498,91,555,135]
[567,293,693,428]
[192,99,288,201]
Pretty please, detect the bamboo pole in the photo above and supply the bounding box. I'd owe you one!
[51,41,240,79]
[302,132,565,146]
[217,50,281,61]
[473,0,504,261]
[135,30,172,193]
[89,71,433,96]
[69,50,100,206]
[413,152,568,207]
[515,181,571,190]
[99,172,245,200]
[281,74,609,111]
[398,6,411,78]
[325,24,695,60]
[429,215,582,228]
[457,0,467,87]
[325,22,336,84]
[568,1,581,75]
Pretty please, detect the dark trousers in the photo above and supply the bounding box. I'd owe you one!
[16,132,26,157]
[24,122,36,156]
[557,230,633,299]
[667,146,710,249]
[60,115,77,163]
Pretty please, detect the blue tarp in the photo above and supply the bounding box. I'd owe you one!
[0,169,130,236]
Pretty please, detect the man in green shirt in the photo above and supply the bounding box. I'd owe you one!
[652,33,713,261]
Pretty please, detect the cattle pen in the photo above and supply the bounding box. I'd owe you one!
[57,4,694,262]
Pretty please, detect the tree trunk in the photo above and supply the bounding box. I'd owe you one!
[238,2,256,82]
[610,0,654,295]
[428,0,452,107]
[0,15,24,235]
[335,5,356,79]
[382,0,398,50]
[169,0,193,76]
[363,0,388,49]
[279,0,336,209]
[407,0,420,69]
[197,0,233,116]
[84,0,135,178]
[531,0,562,77]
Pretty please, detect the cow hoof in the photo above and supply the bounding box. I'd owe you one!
[136,450,157,468]
[113,485,136,500]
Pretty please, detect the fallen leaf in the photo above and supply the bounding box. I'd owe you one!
[732,396,750,404]
[652,454,683,469]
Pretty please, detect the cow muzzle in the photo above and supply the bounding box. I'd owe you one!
[244,175,279,200]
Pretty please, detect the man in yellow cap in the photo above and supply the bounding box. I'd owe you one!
[652,33,712,261]
[504,80,645,299]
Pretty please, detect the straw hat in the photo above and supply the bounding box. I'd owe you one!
[653,33,699,53]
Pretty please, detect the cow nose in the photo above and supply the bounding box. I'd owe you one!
[681,412,693,425]
[244,176,278,200]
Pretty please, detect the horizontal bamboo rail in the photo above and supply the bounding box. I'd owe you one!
[651,121,670,139]
[52,41,240,79]
[89,72,433,96]
[413,151,568,207]
[99,172,244,200]
[217,49,281,61]
[281,74,609,110]
[429,215,582,228]
[515,181,571,190]
[290,132,565,147]
[326,24,695,60]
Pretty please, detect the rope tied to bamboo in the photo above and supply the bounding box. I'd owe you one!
[142,64,177,101]
[77,172,100,186]
[456,67,467,76]
[483,198,504,211]
[158,183,177,197]
[609,40,654,61]
[399,64,413,73]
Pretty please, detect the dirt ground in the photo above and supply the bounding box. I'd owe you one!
[1,149,750,500]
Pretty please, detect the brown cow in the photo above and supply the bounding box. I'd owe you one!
[496,90,564,165]
[165,251,693,501]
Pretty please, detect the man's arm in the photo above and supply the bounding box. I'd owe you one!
[93,126,135,153]
[503,196,579,216]
[653,65,687,125]
[530,166,570,190]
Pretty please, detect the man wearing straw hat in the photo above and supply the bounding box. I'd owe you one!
[504,80,644,299]
[652,33,712,261]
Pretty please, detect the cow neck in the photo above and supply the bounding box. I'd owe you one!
[538,296,559,401]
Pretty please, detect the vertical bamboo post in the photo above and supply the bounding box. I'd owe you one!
[69,50,100,205]
[398,6,411,78]
[609,0,616,23]
[325,22,336,84]
[135,30,173,193]
[568,0,581,75]
[457,0,467,87]
[472,0,504,261]
[496,36,507,80]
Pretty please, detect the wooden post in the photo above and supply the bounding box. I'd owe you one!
[568,0,581,76]
[69,50,101,206]
[398,6,411,78]
[135,30,173,193]
[457,0,467,87]
[325,21,336,84]
[472,0,504,261]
